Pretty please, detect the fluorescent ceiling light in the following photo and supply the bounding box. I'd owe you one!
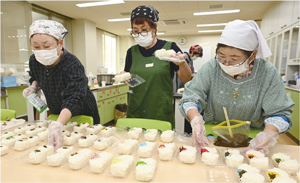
[198,30,223,33]
[156,32,165,35]
[194,9,240,16]
[196,23,228,27]
[108,18,130,22]
[127,28,132,31]
[76,0,124,8]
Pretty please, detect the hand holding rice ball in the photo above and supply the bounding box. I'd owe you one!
[154,49,186,63]
[115,72,132,82]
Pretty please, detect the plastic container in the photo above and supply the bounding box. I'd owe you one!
[26,93,48,113]
[1,64,17,77]
[134,157,158,182]
[107,154,136,178]
[154,49,185,63]
[1,76,17,87]
[125,74,145,87]
[212,120,251,147]
[206,165,239,182]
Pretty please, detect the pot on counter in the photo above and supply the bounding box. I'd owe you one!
[97,74,115,85]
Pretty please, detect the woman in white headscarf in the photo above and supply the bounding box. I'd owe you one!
[23,20,99,150]
[179,20,294,154]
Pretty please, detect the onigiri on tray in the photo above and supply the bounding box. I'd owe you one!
[135,158,157,182]
[89,152,114,174]
[109,155,135,178]
[201,147,220,166]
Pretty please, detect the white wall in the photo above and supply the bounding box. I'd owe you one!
[85,20,97,75]
[157,34,221,59]
[71,19,98,75]
[96,28,104,68]
[116,36,135,73]
[71,19,86,68]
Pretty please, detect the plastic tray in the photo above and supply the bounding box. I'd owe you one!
[206,165,239,182]
[157,56,185,63]
[125,74,145,87]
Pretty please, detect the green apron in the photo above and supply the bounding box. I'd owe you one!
[127,42,175,128]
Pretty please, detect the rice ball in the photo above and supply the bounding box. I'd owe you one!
[154,49,166,57]
[266,168,290,182]
[278,159,299,175]
[160,130,175,143]
[272,176,297,183]
[179,145,197,164]
[240,172,265,183]
[272,152,291,166]
[135,158,156,182]
[250,157,269,170]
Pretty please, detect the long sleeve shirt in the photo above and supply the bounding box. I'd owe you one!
[124,39,181,78]
[179,58,294,132]
[29,48,100,124]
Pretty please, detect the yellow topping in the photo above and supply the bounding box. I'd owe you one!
[112,158,123,164]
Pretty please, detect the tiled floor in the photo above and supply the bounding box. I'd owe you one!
[277,133,298,145]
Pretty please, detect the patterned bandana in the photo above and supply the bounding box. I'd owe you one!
[29,20,68,40]
[189,45,203,54]
[131,5,159,23]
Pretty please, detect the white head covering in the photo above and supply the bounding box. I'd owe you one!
[29,20,68,40]
[218,20,272,58]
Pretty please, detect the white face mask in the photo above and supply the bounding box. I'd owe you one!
[218,57,252,76]
[134,31,153,48]
[191,56,198,60]
[33,46,60,66]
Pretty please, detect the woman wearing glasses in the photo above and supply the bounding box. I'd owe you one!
[123,5,191,128]
[179,20,294,154]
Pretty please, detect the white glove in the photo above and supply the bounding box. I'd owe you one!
[242,129,279,155]
[190,113,211,151]
[22,84,38,98]
[48,121,63,151]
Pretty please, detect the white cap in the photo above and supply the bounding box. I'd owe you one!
[218,20,272,58]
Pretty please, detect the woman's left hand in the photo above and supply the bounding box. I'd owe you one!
[48,121,63,150]
[242,129,279,154]
[172,52,186,66]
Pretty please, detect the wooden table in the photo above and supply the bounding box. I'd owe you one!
[1,123,299,183]
[2,143,299,183]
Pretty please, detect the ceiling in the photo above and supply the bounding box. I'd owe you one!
[27,0,275,36]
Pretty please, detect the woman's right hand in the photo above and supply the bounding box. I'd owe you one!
[22,85,38,98]
[117,71,128,83]
[190,113,211,150]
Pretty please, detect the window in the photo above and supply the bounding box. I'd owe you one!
[1,2,72,73]
[103,32,117,74]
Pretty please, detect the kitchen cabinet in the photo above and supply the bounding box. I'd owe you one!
[285,24,300,85]
[286,88,299,141]
[93,84,129,125]
[269,36,277,64]
[1,97,6,109]
[261,1,299,38]
[292,0,300,26]
[264,23,300,86]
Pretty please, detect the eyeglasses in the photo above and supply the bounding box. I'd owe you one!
[215,52,253,67]
[130,28,152,38]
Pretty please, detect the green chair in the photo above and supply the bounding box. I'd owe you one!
[1,109,16,121]
[47,114,94,125]
[116,118,172,132]
[205,124,263,139]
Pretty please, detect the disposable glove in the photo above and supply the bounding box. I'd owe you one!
[22,84,38,98]
[190,113,211,150]
[48,121,63,151]
[242,129,279,155]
